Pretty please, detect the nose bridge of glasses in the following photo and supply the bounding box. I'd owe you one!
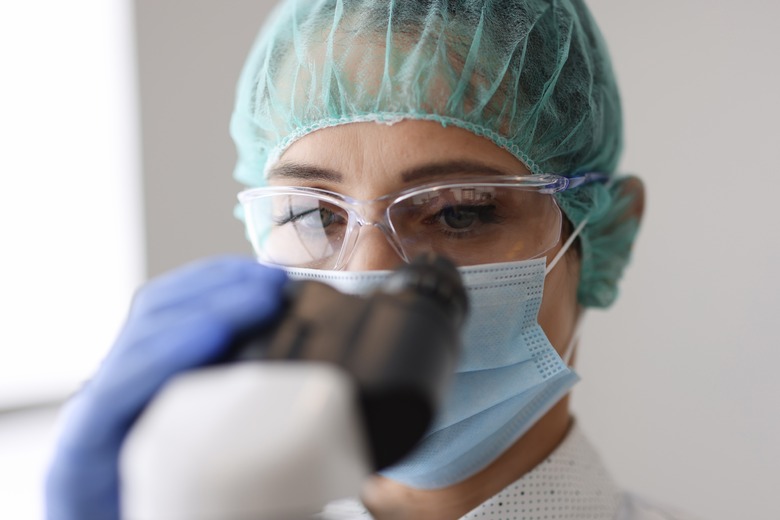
[338,199,404,268]
[346,200,402,248]
[339,221,408,270]
[348,197,390,226]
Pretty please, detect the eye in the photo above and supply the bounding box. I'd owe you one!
[434,205,501,231]
[275,205,346,229]
[315,207,344,228]
[439,206,480,229]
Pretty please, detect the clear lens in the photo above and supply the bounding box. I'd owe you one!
[240,182,563,269]
[389,186,561,265]
[244,193,349,269]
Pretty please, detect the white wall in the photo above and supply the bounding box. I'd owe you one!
[136,1,780,519]
[0,0,143,406]
[0,1,142,518]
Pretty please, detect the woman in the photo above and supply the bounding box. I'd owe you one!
[46,1,683,519]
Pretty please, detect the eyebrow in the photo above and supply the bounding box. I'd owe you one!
[266,160,511,183]
[267,163,343,182]
[399,160,510,183]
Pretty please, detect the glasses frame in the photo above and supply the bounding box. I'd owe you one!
[238,172,607,269]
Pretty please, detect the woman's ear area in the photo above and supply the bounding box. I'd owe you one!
[566,174,645,309]
[616,175,646,226]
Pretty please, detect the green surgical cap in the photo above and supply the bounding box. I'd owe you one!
[231,0,638,308]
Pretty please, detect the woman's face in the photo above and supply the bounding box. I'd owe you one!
[270,120,581,355]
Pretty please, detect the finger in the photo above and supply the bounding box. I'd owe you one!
[128,256,285,319]
[61,269,288,454]
[111,266,287,358]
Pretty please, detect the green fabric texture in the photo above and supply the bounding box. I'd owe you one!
[230,0,637,307]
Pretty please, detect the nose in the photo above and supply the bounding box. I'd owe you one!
[343,225,405,271]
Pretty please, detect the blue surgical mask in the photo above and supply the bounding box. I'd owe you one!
[286,255,579,489]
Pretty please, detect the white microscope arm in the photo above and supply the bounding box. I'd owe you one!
[121,362,370,520]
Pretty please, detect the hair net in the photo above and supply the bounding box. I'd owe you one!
[230,0,638,307]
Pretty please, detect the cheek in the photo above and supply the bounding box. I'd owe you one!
[537,255,580,355]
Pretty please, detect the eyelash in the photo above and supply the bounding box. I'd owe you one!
[273,207,345,226]
[427,204,505,238]
[274,208,314,226]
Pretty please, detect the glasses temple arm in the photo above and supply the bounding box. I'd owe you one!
[563,172,611,190]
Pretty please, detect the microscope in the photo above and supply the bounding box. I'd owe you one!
[120,254,468,519]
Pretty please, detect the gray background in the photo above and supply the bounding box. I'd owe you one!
[135,1,780,519]
[135,0,276,275]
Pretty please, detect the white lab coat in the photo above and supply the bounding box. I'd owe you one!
[319,422,699,520]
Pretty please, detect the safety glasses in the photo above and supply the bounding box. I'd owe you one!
[238,173,606,269]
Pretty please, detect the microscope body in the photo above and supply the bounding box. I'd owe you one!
[121,256,467,519]
[121,362,368,520]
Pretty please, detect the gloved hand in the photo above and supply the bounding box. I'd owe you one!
[45,257,288,520]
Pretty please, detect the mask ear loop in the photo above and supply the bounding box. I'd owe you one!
[545,217,588,276]
[545,175,617,276]
[545,176,617,365]
[545,216,588,368]
[561,313,584,367]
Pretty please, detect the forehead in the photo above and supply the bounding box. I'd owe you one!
[276,120,530,188]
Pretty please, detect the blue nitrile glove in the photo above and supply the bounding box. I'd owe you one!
[45,256,288,520]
